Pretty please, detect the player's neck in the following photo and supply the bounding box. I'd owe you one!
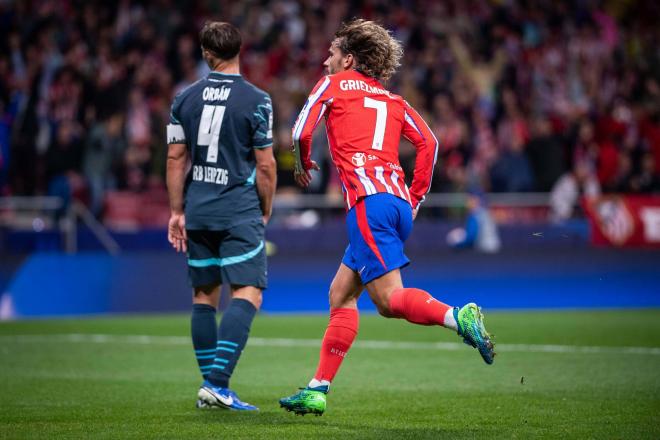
[211,58,240,75]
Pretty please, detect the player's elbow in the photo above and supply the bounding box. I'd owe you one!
[167,144,188,168]
[256,155,277,175]
[167,154,185,165]
[418,140,437,156]
[166,156,187,174]
[293,129,312,149]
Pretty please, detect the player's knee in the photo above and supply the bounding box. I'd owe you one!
[249,291,263,310]
[328,290,342,309]
[379,306,397,318]
[192,284,221,306]
[328,287,339,308]
[373,298,395,318]
[232,286,263,310]
[371,288,401,318]
[328,286,356,309]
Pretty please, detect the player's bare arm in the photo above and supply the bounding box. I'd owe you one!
[166,142,189,253]
[254,146,277,224]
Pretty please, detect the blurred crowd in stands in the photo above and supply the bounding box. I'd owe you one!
[0,0,659,221]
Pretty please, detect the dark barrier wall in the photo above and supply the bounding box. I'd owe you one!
[3,220,589,254]
[6,253,190,316]
[4,247,660,318]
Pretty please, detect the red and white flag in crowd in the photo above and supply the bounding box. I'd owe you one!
[584,195,660,247]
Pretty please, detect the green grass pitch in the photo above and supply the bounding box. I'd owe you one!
[1,310,659,439]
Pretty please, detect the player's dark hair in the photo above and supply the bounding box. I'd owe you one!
[335,19,403,82]
[199,21,242,60]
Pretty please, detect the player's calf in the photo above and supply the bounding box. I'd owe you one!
[387,287,457,329]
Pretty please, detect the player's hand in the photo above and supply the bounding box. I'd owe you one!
[168,212,187,253]
[412,207,419,221]
[262,214,270,225]
[294,161,320,188]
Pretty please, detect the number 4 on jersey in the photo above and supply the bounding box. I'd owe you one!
[198,104,226,163]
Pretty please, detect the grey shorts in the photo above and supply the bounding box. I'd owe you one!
[186,220,267,289]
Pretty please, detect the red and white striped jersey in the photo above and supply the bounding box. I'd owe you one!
[292,69,439,210]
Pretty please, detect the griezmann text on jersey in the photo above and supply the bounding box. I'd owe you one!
[292,69,438,211]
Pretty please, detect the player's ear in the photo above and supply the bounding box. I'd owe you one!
[344,53,354,70]
[201,48,214,68]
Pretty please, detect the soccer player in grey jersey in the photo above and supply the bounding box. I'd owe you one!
[166,22,276,411]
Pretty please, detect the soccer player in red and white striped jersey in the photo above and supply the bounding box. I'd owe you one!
[292,61,437,212]
[280,19,495,416]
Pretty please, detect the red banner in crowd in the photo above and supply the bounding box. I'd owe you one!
[583,195,660,247]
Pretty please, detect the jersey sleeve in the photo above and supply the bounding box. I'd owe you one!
[401,101,439,209]
[292,76,333,172]
[251,94,274,149]
[166,92,186,144]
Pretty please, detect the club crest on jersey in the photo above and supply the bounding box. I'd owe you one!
[352,152,367,167]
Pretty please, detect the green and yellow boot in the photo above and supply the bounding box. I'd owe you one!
[456,302,496,364]
[279,385,328,416]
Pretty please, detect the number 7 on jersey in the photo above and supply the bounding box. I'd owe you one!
[363,97,387,151]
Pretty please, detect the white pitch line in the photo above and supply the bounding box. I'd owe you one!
[1,333,660,356]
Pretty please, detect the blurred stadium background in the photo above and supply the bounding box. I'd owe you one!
[0,0,658,316]
[1,1,659,438]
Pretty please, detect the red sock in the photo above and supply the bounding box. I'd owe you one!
[313,308,359,382]
[388,288,452,326]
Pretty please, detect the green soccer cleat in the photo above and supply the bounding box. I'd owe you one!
[455,302,496,364]
[279,386,327,416]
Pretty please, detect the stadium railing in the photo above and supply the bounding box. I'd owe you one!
[273,193,550,209]
[0,193,555,254]
[0,197,120,255]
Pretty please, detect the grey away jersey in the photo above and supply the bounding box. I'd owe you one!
[167,72,273,230]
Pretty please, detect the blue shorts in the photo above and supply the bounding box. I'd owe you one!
[342,193,413,284]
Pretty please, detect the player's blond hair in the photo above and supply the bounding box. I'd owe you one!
[335,19,403,82]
